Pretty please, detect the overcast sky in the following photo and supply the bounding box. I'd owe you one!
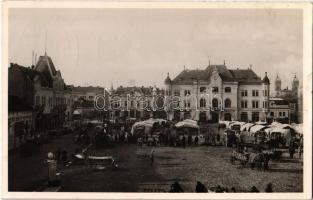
[9,8,303,91]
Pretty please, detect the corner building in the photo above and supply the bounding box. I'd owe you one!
[164,63,270,123]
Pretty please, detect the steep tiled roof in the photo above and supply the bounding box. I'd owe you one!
[10,64,52,88]
[171,64,262,84]
[172,69,210,84]
[206,65,234,81]
[229,69,262,83]
[35,55,57,76]
[112,86,163,96]
[72,86,104,94]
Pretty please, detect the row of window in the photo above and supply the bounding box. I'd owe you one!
[241,100,268,109]
[180,98,231,108]
[270,111,287,117]
[172,88,268,97]
[173,87,232,96]
[241,89,268,97]
[240,112,260,122]
[35,95,72,107]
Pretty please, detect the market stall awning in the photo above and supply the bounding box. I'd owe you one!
[240,123,255,132]
[175,119,199,129]
[73,110,81,115]
[249,125,266,133]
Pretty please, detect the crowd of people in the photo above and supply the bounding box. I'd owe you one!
[168,181,274,193]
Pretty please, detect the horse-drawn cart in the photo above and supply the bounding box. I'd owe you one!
[230,150,270,170]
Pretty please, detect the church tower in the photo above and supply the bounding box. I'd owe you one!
[275,75,281,92]
[292,74,299,93]
[274,75,281,97]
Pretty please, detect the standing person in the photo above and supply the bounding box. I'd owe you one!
[195,181,207,193]
[45,152,58,186]
[195,135,199,146]
[182,135,186,148]
[289,139,295,159]
[188,134,192,146]
[150,149,155,166]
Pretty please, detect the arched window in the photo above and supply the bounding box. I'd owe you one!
[200,98,206,108]
[212,98,218,108]
[225,99,231,108]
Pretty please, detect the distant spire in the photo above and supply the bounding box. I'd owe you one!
[209,60,211,66]
[44,31,47,56]
[184,65,186,71]
[223,60,226,65]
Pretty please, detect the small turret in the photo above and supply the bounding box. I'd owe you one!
[262,72,270,84]
[164,72,171,85]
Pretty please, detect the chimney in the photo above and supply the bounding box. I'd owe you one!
[249,64,252,70]
[224,60,226,65]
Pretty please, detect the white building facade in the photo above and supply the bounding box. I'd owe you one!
[164,64,270,123]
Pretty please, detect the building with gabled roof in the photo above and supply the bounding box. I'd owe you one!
[164,62,270,123]
[9,53,74,133]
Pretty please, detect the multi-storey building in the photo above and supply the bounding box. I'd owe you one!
[273,74,301,123]
[268,97,291,123]
[109,86,166,120]
[9,53,74,131]
[164,63,270,123]
[70,86,105,102]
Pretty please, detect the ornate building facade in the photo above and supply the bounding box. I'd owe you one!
[9,53,74,133]
[164,63,270,123]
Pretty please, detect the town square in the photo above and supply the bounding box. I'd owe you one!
[5,5,307,195]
